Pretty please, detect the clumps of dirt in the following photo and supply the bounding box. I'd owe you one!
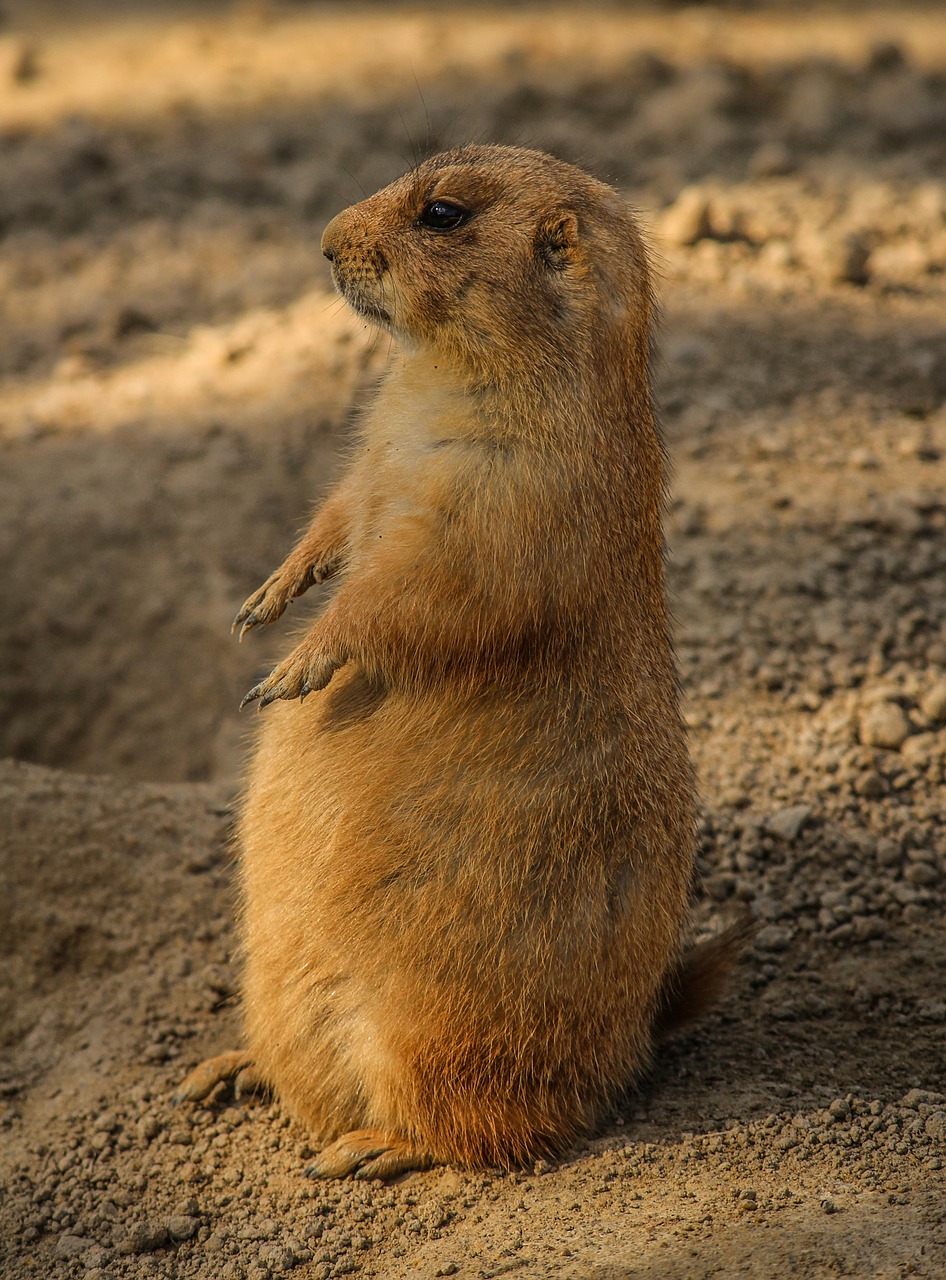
[2,719,945,1279]
[658,176,946,295]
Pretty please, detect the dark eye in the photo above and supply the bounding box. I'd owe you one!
[418,200,469,231]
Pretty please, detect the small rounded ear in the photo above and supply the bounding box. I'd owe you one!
[536,211,580,271]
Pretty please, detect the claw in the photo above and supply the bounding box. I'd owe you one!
[238,614,259,642]
[258,690,277,710]
[240,683,263,710]
[299,684,311,702]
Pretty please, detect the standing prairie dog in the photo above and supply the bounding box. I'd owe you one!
[177,145,739,1178]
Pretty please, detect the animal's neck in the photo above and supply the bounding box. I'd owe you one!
[389,335,658,461]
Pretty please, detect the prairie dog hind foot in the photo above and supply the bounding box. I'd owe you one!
[305,1130,434,1182]
[173,1050,267,1105]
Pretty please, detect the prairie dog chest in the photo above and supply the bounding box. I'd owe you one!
[350,362,489,554]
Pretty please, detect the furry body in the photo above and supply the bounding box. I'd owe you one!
[223,147,700,1174]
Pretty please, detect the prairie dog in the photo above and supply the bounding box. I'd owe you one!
[178,145,729,1178]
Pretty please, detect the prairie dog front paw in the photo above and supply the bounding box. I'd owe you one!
[233,553,341,640]
[240,635,343,709]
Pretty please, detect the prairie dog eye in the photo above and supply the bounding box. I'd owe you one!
[418,200,470,231]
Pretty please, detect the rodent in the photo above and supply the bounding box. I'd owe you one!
[175,144,744,1179]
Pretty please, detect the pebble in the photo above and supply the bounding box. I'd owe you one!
[660,187,712,246]
[902,1088,946,1108]
[875,837,901,865]
[56,1234,92,1258]
[764,805,812,842]
[859,702,911,750]
[756,924,792,952]
[903,862,940,887]
[919,680,946,723]
[798,231,871,286]
[116,1222,170,1255]
[167,1214,200,1242]
[901,733,944,767]
[139,1117,162,1141]
[852,915,884,942]
[854,770,887,799]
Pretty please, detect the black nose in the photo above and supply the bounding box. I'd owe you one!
[323,245,335,262]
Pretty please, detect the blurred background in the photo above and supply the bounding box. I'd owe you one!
[0,0,944,787]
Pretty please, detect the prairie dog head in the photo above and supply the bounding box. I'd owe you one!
[321,145,654,386]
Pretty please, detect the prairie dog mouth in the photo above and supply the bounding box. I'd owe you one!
[347,293,391,327]
[332,270,391,327]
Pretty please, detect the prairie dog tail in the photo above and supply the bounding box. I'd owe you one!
[654,919,755,1040]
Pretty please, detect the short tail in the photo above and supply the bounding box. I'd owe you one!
[653,917,756,1040]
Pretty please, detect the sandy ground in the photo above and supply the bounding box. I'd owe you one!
[1,2,945,1277]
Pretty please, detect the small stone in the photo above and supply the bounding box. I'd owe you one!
[920,680,946,723]
[904,862,940,887]
[56,1235,92,1258]
[852,915,884,942]
[260,1242,298,1270]
[875,837,901,865]
[661,187,712,247]
[117,1222,170,1255]
[859,702,911,750]
[820,1197,838,1214]
[138,1117,162,1141]
[902,1089,946,1108]
[764,805,812,842]
[756,924,792,952]
[799,231,871,285]
[166,1215,199,1243]
[925,1111,946,1141]
[892,883,920,905]
[901,733,945,767]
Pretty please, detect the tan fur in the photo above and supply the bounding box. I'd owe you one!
[231,146,705,1172]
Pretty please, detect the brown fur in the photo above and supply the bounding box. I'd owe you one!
[214,146,723,1174]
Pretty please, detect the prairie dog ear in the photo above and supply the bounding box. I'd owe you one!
[536,211,580,271]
